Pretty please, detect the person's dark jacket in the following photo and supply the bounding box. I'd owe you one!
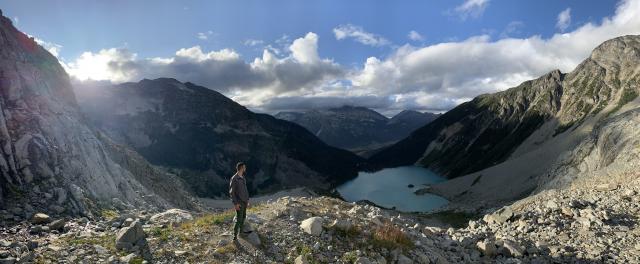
[229,173,249,205]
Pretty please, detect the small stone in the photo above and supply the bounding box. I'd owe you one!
[94,245,109,255]
[295,255,309,264]
[501,239,524,257]
[119,253,137,263]
[31,213,50,224]
[397,254,413,264]
[476,240,497,257]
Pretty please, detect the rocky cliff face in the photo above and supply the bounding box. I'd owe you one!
[275,106,439,151]
[74,79,364,198]
[0,11,195,215]
[370,35,640,183]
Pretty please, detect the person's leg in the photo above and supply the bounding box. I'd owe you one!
[233,203,247,239]
[239,203,247,233]
[233,205,242,240]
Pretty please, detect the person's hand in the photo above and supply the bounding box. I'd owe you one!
[234,203,240,211]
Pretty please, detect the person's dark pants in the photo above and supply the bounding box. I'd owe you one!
[233,202,247,239]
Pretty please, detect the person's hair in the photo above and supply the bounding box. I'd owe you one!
[236,162,246,171]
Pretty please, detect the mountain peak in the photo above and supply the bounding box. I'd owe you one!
[590,35,640,68]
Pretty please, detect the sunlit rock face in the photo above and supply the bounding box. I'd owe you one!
[75,78,364,198]
[0,11,195,213]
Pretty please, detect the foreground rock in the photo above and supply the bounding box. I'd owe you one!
[115,220,152,260]
[300,217,324,236]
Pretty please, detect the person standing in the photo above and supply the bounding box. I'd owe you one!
[229,162,249,241]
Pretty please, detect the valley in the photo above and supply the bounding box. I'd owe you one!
[0,2,639,264]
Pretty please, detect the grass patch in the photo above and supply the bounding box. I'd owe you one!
[370,223,413,251]
[428,210,478,228]
[181,210,235,230]
[128,257,144,264]
[341,251,358,263]
[150,226,173,242]
[64,233,116,251]
[214,243,237,254]
[100,209,119,221]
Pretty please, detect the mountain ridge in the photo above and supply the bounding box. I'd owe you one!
[74,78,364,198]
[275,106,440,152]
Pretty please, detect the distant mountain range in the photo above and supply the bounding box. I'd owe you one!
[275,106,440,153]
[75,78,364,198]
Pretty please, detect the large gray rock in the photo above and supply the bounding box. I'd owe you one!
[115,220,146,250]
[300,217,323,236]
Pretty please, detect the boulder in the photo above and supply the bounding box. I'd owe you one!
[48,219,66,231]
[300,217,323,236]
[330,219,352,230]
[149,209,193,225]
[31,213,50,224]
[115,220,146,250]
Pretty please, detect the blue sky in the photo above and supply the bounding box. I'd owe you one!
[2,0,638,114]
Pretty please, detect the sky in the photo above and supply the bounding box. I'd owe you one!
[3,0,639,115]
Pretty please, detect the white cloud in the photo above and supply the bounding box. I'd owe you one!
[67,32,342,105]
[408,30,425,41]
[197,30,213,40]
[32,37,63,58]
[453,0,490,20]
[333,24,391,47]
[345,0,640,112]
[289,32,320,63]
[556,8,572,32]
[244,39,264,46]
[64,0,640,113]
[65,48,137,82]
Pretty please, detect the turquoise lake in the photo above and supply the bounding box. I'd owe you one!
[336,166,449,212]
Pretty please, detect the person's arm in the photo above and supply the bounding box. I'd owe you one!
[230,178,241,210]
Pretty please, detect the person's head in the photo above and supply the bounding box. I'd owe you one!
[236,162,246,175]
